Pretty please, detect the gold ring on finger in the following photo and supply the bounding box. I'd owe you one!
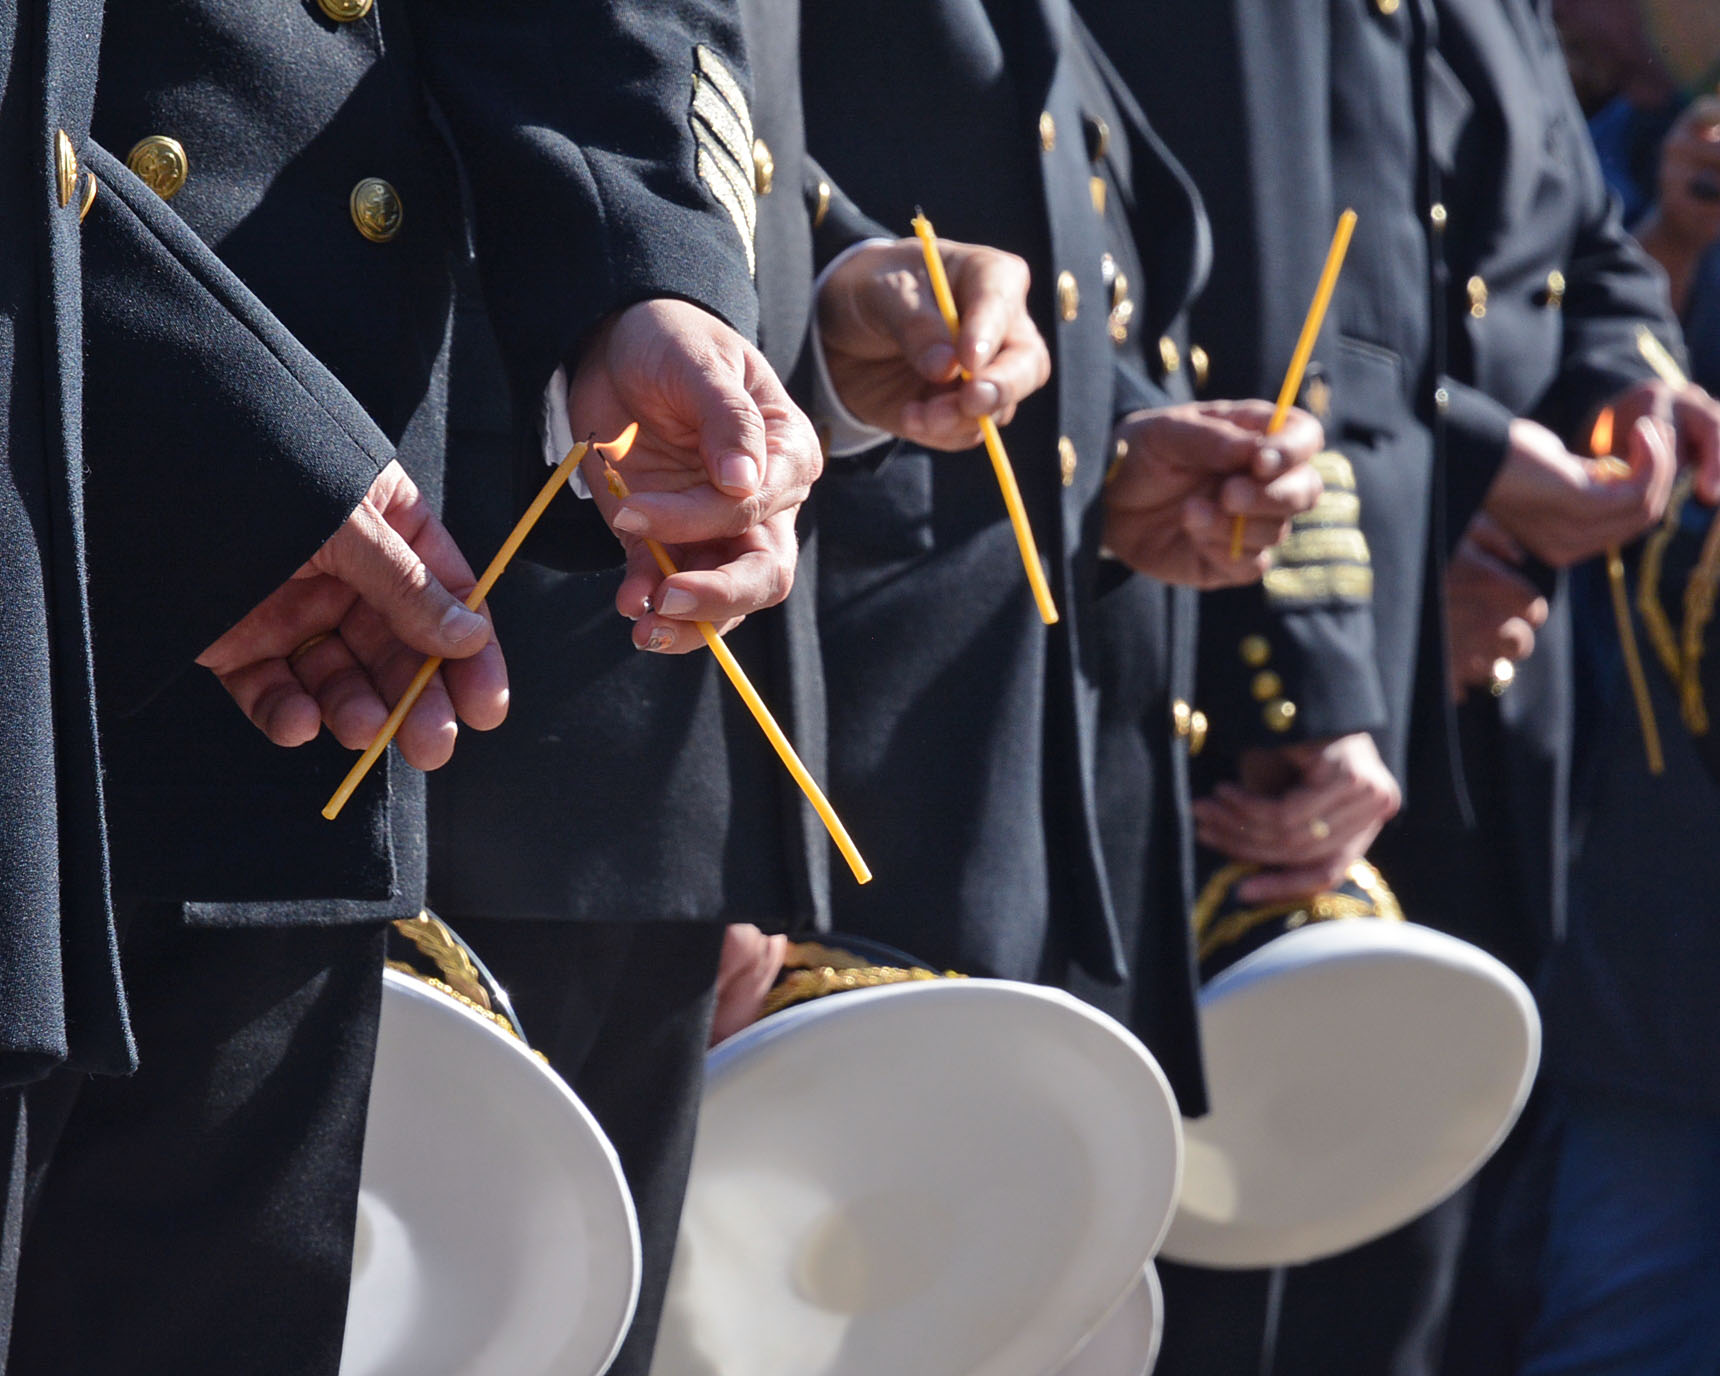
[288,631,335,667]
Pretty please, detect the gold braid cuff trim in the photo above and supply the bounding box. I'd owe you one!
[1191,859,1403,965]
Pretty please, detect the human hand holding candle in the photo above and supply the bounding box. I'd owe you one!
[817,237,1050,450]
[1230,209,1358,560]
[199,458,506,770]
[1103,400,1325,588]
[570,298,824,547]
[912,212,1058,624]
[1482,414,1673,567]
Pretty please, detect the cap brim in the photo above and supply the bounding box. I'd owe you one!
[1163,921,1539,1268]
[1053,1264,1162,1376]
[342,970,641,1376]
[654,980,1182,1376]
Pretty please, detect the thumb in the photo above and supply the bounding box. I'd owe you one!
[1626,413,1675,494]
[320,501,490,658]
[680,346,770,496]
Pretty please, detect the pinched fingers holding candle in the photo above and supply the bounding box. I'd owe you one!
[570,297,823,545]
[1103,399,1326,588]
[816,237,1051,450]
[197,458,508,771]
[619,509,800,654]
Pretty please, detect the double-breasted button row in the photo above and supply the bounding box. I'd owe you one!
[119,130,402,243]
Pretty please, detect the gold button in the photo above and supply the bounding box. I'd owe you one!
[317,0,373,19]
[350,178,403,243]
[1376,0,1400,13]
[1189,710,1209,757]
[1090,175,1108,216]
[1544,269,1566,309]
[1172,699,1193,738]
[1251,671,1284,702]
[1435,386,1451,413]
[1263,698,1298,733]
[1240,634,1271,668]
[1112,271,1131,311]
[1057,270,1080,322]
[813,179,832,229]
[752,137,774,196]
[1159,336,1181,373]
[1109,298,1134,345]
[56,130,78,208]
[1466,275,1488,318]
[1085,114,1111,162]
[126,135,188,200]
[1039,111,1057,152]
[1306,374,1334,421]
[1059,436,1078,487]
[1189,344,1211,392]
[1100,253,1117,290]
[1429,202,1448,230]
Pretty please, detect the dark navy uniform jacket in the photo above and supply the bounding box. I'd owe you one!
[429,0,874,936]
[1085,0,1416,789]
[802,0,1211,1106]
[0,0,757,1079]
[83,0,760,928]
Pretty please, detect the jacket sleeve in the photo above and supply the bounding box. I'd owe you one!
[408,0,761,402]
[79,142,393,715]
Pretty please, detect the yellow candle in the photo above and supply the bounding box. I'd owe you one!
[603,462,874,885]
[1637,327,1689,389]
[1231,209,1358,561]
[323,427,635,820]
[911,213,1060,625]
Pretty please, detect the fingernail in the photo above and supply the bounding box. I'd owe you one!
[613,508,650,534]
[658,589,697,616]
[1259,447,1286,475]
[441,603,486,640]
[969,337,995,364]
[969,380,1002,413]
[643,626,676,653]
[718,453,759,492]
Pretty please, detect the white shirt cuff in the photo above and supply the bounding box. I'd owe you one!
[810,238,897,457]
[540,364,592,498]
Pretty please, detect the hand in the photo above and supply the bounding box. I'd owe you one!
[1482,414,1673,566]
[1193,733,1401,903]
[566,298,823,653]
[710,923,788,1046]
[816,238,1051,449]
[196,460,508,770]
[1446,514,1549,703]
[1637,97,1720,313]
[1102,400,1325,587]
[1603,378,1720,505]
